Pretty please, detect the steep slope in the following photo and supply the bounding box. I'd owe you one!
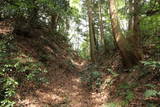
[1,19,159,107]
[7,27,109,107]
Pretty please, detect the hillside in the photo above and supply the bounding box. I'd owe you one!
[0,0,160,107]
[0,24,159,107]
[0,23,109,106]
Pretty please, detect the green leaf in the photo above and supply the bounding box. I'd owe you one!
[107,69,119,77]
[141,61,160,68]
[144,84,156,89]
[126,91,134,101]
[0,71,4,76]
[144,90,158,98]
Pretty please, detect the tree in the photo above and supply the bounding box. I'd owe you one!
[109,0,142,67]
[50,14,59,31]
[87,0,97,62]
[98,0,108,53]
[127,0,143,61]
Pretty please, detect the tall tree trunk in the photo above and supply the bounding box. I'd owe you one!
[109,0,140,67]
[133,0,141,46]
[87,0,97,62]
[128,0,143,60]
[98,0,108,53]
[50,14,59,31]
[128,0,134,32]
[92,22,98,51]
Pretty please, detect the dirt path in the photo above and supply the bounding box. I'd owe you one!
[16,61,109,107]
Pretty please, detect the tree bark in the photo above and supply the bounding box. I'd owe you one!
[128,0,134,32]
[51,14,59,31]
[109,0,140,67]
[98,0,108,53]
[128,0,143,61]
[87,0,97,62]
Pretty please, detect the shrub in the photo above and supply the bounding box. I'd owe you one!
[80,68,103,90]
[0,35,47,106]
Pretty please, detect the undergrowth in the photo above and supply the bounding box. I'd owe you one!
[80,65,103,91]
[105,59,160,107]
[0,34,47,106]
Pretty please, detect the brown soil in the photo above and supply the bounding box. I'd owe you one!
[16,60,109,107]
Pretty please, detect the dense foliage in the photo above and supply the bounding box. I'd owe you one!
[0,35,47,106]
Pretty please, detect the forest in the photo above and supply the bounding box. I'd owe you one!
[0,0,160,107]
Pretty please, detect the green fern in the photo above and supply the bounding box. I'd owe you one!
[107,69,119,77]
[126,90,134,101]
[144,90,158,98]
[144,84,156,89]
[141,61,160,68]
